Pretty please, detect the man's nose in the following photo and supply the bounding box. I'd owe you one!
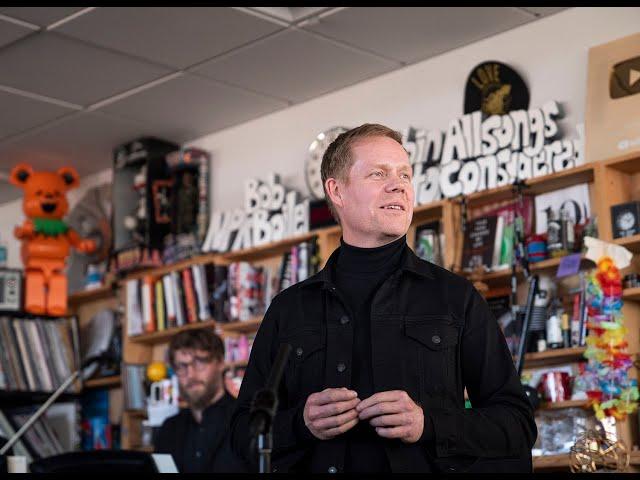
[386,178,406,192]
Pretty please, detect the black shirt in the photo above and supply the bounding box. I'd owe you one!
[155,391,247,473]
[333,235,406,473]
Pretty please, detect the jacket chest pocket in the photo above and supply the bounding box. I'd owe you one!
[403,315,459,400]
[283,330,325,400]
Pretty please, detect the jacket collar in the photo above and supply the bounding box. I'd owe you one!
[299,241,435,289]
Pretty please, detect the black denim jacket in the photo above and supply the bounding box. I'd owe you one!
[230,244,537,473]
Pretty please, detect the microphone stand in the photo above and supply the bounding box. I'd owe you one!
[0,353,109,458]
[509,181,541,409]
[248,343,291,474]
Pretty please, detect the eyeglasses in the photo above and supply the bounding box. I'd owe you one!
[173,355,214,376]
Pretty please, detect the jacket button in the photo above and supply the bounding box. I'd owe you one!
[328,466,338,473]
[296,347,304,357]
[431,335,441,345]
[339,315,350,325]
[337,362,346,373]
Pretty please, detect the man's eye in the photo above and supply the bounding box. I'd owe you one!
[371,171,383,177]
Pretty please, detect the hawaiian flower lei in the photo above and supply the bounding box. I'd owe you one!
[582,256,639,420]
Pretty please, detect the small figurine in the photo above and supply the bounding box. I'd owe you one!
[10,164,96,316]
[123,165,147,244]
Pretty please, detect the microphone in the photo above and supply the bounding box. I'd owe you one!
[248,343,292,438]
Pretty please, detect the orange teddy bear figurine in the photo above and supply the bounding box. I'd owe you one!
[10,163,97,316]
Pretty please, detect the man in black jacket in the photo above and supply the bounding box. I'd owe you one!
[155,329,247,473]
[230,123,537,473]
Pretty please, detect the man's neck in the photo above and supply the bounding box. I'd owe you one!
[341,230,404,248]
[191,386,225,423]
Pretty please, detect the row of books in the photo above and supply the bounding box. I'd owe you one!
[0,316,80,393]
[126,263,213,336]
[125,240,320,335]
[0,402,78,460]
[228,240,320,323]
[224,334,255,365]
[461,197,534,272]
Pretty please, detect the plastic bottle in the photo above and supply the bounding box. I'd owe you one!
[0,234,7,267]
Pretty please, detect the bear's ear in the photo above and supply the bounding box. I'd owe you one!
[57,166,80,190]
[9,164,34,188]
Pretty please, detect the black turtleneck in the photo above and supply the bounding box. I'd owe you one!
[333,234,406,473]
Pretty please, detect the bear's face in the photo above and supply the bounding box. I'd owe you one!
[9,164,79,220]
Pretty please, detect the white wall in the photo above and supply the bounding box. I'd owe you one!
[1,7,639,267]
[188,7,640,211]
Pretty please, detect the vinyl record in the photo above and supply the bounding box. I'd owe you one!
[81,309,115,380]
[464,61,529,116]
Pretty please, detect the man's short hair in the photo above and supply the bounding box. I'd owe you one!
[320,123,404,222]
[168,328,224,367]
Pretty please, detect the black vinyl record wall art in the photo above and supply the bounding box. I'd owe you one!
[464,61,530,116]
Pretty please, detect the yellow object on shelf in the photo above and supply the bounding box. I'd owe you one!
[147,361,168,382]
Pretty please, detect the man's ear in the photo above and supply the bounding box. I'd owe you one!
[9,163,34,188]
[57,166,80,190]
[325,177,344,209]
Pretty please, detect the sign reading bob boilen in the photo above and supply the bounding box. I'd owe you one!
[464,61,530,116]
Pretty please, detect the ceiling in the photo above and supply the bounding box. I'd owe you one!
[0,6,568,203]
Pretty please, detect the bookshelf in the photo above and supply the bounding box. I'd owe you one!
[129,319,217,345]
[538,399,590,411]
[522,347,587,369]
[57,158,639,467]
[623,287,640,302]
[84,376,121,390]
[614,234,640,253]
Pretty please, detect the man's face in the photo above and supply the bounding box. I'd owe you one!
[327,136,414,247]
[173,349,224,410]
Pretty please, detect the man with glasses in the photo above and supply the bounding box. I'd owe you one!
[155,328,247,472]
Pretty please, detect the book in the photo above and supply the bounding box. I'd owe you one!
[155,279,166,332]
[181,268,198,324]
[491,216,505,270]
[162,274,177,329]
[461,215,499,272]
[141,276,156,333]
[126,279,143,337]
[414,221,442,266]
[192,264,211,321]
[170,271,186,327]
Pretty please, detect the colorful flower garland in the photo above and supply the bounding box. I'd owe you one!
[582,257,639,420]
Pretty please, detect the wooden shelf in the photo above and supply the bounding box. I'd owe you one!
[603,151,640,174]
[533,453,571,470]
[84,375,121,390]
[623,287,640,302]
[68,283,118,306]
[461,254,595,286]
[122,252,220,281]
[466,163,595,208]
[129,319,217,344]
[219,318,262,335]
[133,445,155,453]
[614,234,640,253]
[538,399,590,410]
[225,360,248,369]
[523,347,587,369]
[412,199,446,222]
[534,450,640,471]
[220,231,318,264]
